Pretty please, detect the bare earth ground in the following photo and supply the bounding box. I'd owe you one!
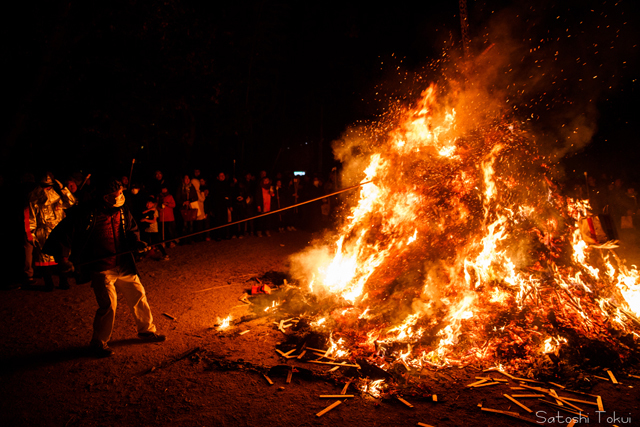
[1,230,639,427]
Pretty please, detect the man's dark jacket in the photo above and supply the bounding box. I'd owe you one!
[44,201,142,283]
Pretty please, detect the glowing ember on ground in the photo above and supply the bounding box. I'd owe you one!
[290,76,640,373]
[217,315,232,330]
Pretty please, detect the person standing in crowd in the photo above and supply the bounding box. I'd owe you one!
[241,172,256,236]
[191,176,207,241]
[176,174,198,243]
[213,172,233,240]
[140,197,169,260]
[149,170,166,197]
[28,172,76,291]
[255,176,275,237]
[157,185,177,247]
[44,177,166,357]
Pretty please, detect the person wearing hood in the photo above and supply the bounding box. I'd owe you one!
[27,171,76,291]
[44,177,166,357]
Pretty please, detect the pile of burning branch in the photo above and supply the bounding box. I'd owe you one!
[282,83,640,376]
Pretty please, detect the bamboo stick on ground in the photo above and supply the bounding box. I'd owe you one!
[316,401,342,417]
[308,360,360,368]
[341,380,352,395]
[416,423,434,427]
[512,394,545,398]
[538,400,587,418]
[549,389,563,406]
[286,368,292,384]
[397,397,414,408]
[475,376,508,382]
[264,374,273,385]
[466,379,489,387]
[474,381,501,388]
[239,330,250,335]
[561,397,598,406]
[597,396,604,412]
[607,370,619,384]
[504,394,532,413]
[548,381,565,389]
[629,374,640,379]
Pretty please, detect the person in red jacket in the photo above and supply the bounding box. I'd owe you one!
[157,186,177,247]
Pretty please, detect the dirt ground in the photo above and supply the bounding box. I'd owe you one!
[1,230,639,427]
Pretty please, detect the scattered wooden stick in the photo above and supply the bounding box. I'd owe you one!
[341,380,352,395]
[483,368,515,380]
[239,330,250,335]
[194,284,232,293]
[466,379,489,387]
[308,360,360,368]
[550,394,585,412]
[513,377,544,384]
[320,395,354,398]
[607,370,619,384]
[629,374,640,379]
[549,389,563,406]
[297,350,307,359]
[474,381,501,388]
[316,401,342,417]
[475,376,508,382]
[397,397,414,408]
[161,312,176,320]
[264,374,273,385]
[504,394,532,413]
[328,362,348,372]
[548,381,565,389]
[432,394,437,402]
[417,423,434,427]
[512,394,545,398]
[596,396,604,412]
[594,375,610,381]
[286,368,293,384]
[561,397,598,406]
[510,387,526,390]
[538,400,587,418]
[138,347,200,376]
[518,383,550,393]
[567,420,577,427]
[284,348,296,356]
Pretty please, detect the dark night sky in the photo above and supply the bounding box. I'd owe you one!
[1,0,638,184]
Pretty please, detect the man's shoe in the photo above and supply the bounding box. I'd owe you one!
[138,332,166,342]
[90,344,114,358]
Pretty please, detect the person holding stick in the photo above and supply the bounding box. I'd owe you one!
[44,177,166,357]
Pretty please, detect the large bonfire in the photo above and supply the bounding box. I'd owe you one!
[289,75,640,375]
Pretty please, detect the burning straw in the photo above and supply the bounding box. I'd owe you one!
[287,73,640,375]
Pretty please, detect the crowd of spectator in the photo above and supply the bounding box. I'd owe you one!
[0,166,339,291]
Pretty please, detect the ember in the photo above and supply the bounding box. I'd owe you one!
[289,78,640,374]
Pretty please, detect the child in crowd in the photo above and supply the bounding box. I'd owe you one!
[140,197,169,260]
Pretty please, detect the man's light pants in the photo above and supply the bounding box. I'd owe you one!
[91,266,156,348]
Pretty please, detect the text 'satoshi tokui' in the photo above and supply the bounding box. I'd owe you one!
[290,82,640,373]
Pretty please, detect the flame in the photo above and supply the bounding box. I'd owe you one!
[290,81,640,370]
[217,315,232,330]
